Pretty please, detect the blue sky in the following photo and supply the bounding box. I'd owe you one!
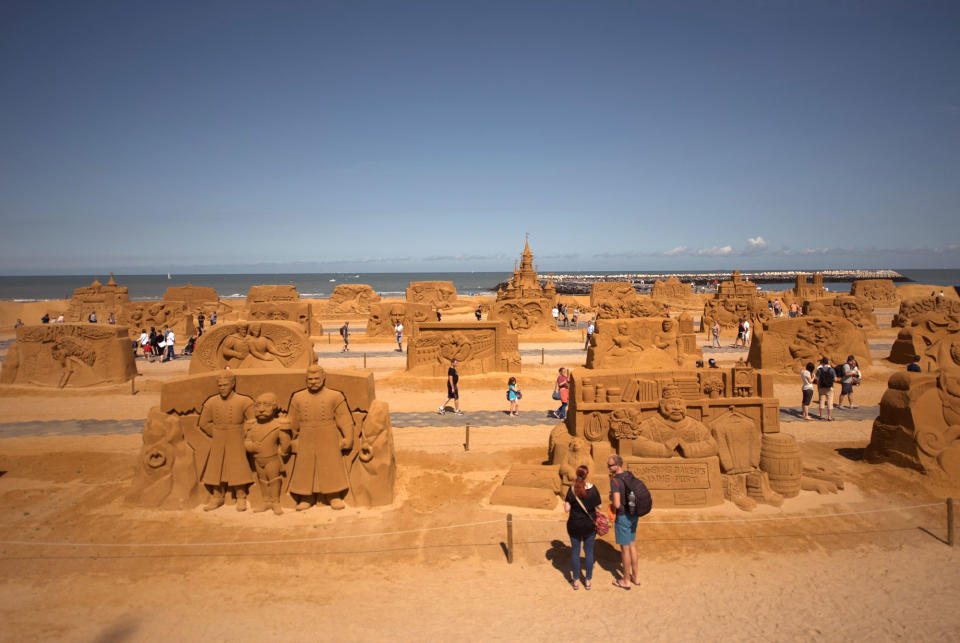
[1,0,958,274]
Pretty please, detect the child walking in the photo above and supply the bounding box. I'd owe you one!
[507,377,520,416]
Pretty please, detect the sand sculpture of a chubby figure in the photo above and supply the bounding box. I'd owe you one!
[244,392,291,515]
[287,365,355,511]
[630,385,718,458]
[199,371,255,511]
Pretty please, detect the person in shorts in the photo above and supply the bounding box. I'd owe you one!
[607,455,638,590]
[814,357,836,421]
[837,355,861,409]
[437,358,462,415]
[339,322,350,352]
[801,361,815,420]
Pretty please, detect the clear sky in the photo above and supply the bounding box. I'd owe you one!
[1,0,958,275]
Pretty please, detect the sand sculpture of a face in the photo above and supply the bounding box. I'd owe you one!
[659,388,686,422]
[388,304,405,327]
[306,365,325,392]
[216,373,236,399]
[662,319,676,333]
[254,392,278,421]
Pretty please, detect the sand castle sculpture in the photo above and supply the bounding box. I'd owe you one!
[366,301,433,338]
[407,322,520,376]
[189,321,316,374]
[492,367,841,511]
[701,270,769,334]
[651,277,692,300]
[804,295,877,328]
[1,323,137,388]
[589,282,662,319]
[323,284,381,318]
[892,296,960,328]
[746,316,872,370]
[850,279,899,306]
[488,238,558,332]
[585,318,702,370]
[790,272,827,302]
[126,366,396,511]
[240,285,318,335]
[888,313,960,370]
[64,274,131,323]
[406,281,457,310]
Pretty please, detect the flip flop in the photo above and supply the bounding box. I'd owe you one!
[612,582,631,590]
[584,581,591,590]
[571,581,579,590]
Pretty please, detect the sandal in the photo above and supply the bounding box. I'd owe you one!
[584,580,591,590]
[571,581,579,590]
[612,581,631,590]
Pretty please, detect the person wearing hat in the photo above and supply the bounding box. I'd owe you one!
[707,358,718,368]
[837,355,861,409]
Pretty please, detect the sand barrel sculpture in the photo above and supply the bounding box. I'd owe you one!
[366,301,433,338]
[406,281,457,310]
[407,322,520,376]
[1,323,137,388]
[488,239,558,332]
[585,318,701,370]
[126,367,396,512]
[746,316,872,370]
[189,320,316,374]
[492,366,841,511]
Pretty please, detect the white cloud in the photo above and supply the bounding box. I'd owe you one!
[696,245,733,256]
[746,236,768,250]
[663,246,688,256]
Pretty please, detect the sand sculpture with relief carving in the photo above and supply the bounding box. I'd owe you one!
[585,318,701,370]
[701,270,769,334]
[888,313,960,370]
[64,275,130,323]
[407,322,520,376]
[117,301,196,340]
[866,327,960,485]
[190,321,315,374]
[491,366,842,510]
[651,277,692,300]
[1,323,137,388]
[590,282,662,319]
[126,367,396,511]
[323,284,381,318]
[366,301,433,338]
[241,285,318,335]
[804,295,877,329]
[850,279,899,306]
[892,296,960,328]
[163,283,219,313]
[746,316,872,370]
[488,239,558,332]
[406,281,457,310]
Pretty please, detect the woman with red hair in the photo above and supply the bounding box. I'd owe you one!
[564,464,601,589]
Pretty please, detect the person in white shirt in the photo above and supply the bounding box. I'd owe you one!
[742,319,751,347]
[837,355,861,409]
[552,306,560,326]
[163,328,175,362]
[394,322,403,352]
[138,329,153,362]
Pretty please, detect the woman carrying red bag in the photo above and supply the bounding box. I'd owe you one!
[564,464,601,590]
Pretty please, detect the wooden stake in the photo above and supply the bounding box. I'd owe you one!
[541,347,544,364]
[949,498,956,547]
[506,513,514,564]
[363,353,367,368]
[464,422,470,451]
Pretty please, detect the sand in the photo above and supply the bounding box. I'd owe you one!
[1,294,959,641]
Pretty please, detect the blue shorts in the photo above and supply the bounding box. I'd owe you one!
[614,514,639,545]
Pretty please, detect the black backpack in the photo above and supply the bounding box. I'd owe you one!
[614,472,652,517]
[339,325,346,337]
[817,365,836,388]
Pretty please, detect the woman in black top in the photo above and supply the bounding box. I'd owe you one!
[564,465,601,590]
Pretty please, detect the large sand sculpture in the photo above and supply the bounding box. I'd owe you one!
[651,276,692,299]
[850,279,899,306]
[366,301,433,338]
[585,318,701,369]
[892,295,960,328]
[117,301,196,340]
[791,272,827,302]
[407,322,520,376]
[163,283,219,313]
[323,284,381,318]
[702,270,769,334]
[242,285,318,335]
[406,281,457,310]
[488,239,558,332]
[1,323,137,388]
[65,275,130,322]
[804,295,877,328]
[493,366,838,511]
[746,316,872,370]
[888,313,960,370]
[590,282,662,319]
[126,367,396,511]
[189,321,316,374]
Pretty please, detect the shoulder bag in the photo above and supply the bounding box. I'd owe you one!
[572,489,609,537]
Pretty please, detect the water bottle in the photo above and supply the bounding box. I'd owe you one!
[627,489,636,515]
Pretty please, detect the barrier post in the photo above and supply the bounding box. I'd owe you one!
[363,353,367,368]
[328,332,331,344]
[949,498,956,547]
[507,514,514,564]
[464,423,470,452]
[541,347,544,364]
[130,375,136,396]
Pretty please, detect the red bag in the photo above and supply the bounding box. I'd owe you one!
[593,511,610,537]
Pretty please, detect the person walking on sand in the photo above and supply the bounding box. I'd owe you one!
[437,358,463,415]
[607,455,638,589]
[742,318,751,348]
[339,322,350,352]
[711,319,721,348]
[554,367,570,419]
[507,377,520,416]
[837,355,861,409]
[163,327,176,362]
[801,361,815,420]
[475,305,482,321]
[394,321,403,352]
[814,357,836,421]
[584,319,595,350]
[734,317,744,348]
[565,464,601,590]
[552,305,560,327]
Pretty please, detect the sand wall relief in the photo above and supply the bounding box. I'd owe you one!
[190,321,316,374]
[702,270,769,334]
[407,322,520,376]
[746,316,872,370]
[366,301,433,337]
[892,296,960,328]
[850,279,899,306]
[406,281,457,310]
[585,318,701,369]
[804,295,877,329]
[651,277,692,299]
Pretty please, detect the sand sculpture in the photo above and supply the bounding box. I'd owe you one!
[163,283,219,313]
[407,322,520,376]
[126,367,396,511]
[406,281,457,310]
[117,301,196,340]
[792,273,827,301]
[590,282,636,308]
[589,282,662,319]
[488,239,558,332]
[701,270,769,334]
[1,323,137,388]
[746,316,872,370]
[248,285,299,303]
[492,366,841,511]
[241,285,318,335]
[651,277,692,299]
[65,274,130,323]
[366,301,433,337]
[888,313,960,370]
[850,279,898,306]
[804,295,877,328]
[324,284,381,317]
[585,318,701,370]
[189,321,316,374]
[892,296,960,328]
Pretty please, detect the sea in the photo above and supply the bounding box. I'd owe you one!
[1,269,958,302]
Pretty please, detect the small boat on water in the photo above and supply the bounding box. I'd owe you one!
[329,278,336,282]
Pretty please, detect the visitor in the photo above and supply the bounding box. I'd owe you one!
[742,318,751,347]
[708,358,718,368]
[88,311,97,323]
[789,302,799,318]
[474,306,482,321]
[607,455,638,590]
[210,311,217,326]
[197,312,205,332]
[108,313,115,325]
[734,318,744,348]
[340,321,350,352]
[711,319,721,348]
[57,313,64,323]
[150,327,162,357]
[664,304,671,318]
[41,313,50,324]
[801,362,815,420]
[907,355,922,373]
[435,309,442,321]
[552,306,559,327]
[773,299,782,317]
[563,306,569,328]
[564,464,601,591]
[584,319,595,350]
[14,318,23,328]
[572,308,579,326]
[814,357,836,421]
[163,327,176,362]
[554,367,570,419]
[138,328,152,362]
[184,334,197,355]
[394,321,403,352]
[837,355,861,409]
[507,377,520,416]
[437,358,463,415]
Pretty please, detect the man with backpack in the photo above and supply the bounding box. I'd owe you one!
[814,356,836,421]
[607,454,652,590]
[339,322,350,352]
